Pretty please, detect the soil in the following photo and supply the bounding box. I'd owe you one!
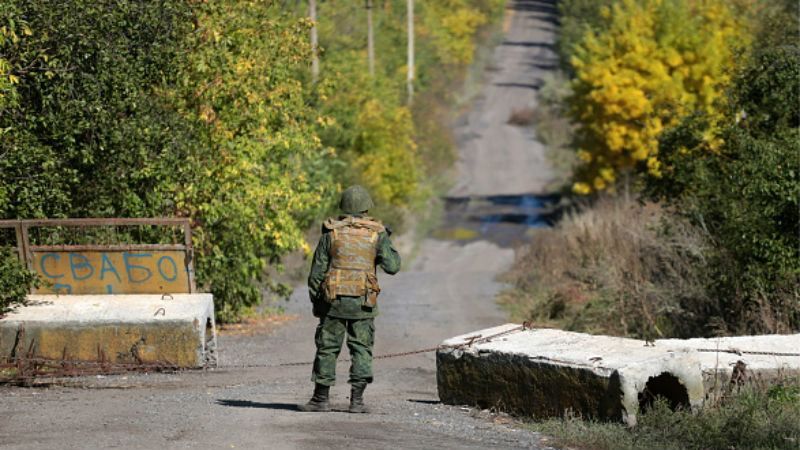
[0,1,559,448]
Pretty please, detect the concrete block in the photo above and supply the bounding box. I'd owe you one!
[0,294,217,368]
[437,324,800,425]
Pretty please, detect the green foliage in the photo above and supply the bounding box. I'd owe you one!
[566,0,750,194]
[0,248,38,316]
[531,379,800,450]
[535,0,798,334]
[556,0,615,73]
[648,36,800,333]
[1,0,498,321]
[418,0,502,66]
[0,0,333,321]
[312,0,504,228]
[1,1,195,219]
[173,1,335,321]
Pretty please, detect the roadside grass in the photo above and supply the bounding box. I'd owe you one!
[530,71,577,187]
[525,379,800,450]
[498,195,713,339]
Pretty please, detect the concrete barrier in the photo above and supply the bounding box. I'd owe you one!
[0,294,217,368]
[437,324,800,425]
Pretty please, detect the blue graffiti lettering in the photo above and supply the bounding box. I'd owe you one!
[157,255,178,282]
[100,253,122,282]
[39,253,64,279]
[123,252,152,283]
[69,253,95,281]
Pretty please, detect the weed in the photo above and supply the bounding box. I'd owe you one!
[527,379,800,450]
[499,195,713,338]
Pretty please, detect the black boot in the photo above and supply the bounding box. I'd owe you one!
[298,383,330,412]
[349,383,369,413]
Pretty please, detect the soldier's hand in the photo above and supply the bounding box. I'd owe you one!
[312,301,327,318]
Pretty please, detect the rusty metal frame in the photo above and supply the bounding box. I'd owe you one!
[0,218,196,293]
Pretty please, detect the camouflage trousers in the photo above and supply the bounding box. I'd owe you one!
[311,316,374,387]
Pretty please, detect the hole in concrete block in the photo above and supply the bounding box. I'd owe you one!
[638,372,690,412]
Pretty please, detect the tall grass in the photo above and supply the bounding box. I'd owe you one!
[499,196,714,338]
[528,379,800,450]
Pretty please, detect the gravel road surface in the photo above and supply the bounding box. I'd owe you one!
[1,1,558,448]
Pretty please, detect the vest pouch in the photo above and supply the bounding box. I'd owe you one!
[365,272,381,307]
[322,268,368,302]
[321,275,336,302]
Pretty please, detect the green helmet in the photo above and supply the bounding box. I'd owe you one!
[339,185,374,214]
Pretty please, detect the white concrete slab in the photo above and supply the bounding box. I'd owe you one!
[3,294,214,324]
[1,294,216,368]
[438,324,800,425]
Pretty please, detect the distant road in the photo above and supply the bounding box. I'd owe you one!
[449,0,556,197]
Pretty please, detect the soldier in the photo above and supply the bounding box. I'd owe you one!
[299,185,401,413]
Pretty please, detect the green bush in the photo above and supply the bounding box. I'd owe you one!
[0,1,332,321]
[648,41,800,334]
[0,1,195,219]
[1,0,500,321]
[555,0,615,74]
[0,248,38,316]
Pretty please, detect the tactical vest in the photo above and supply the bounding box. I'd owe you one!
[322,216,384,307]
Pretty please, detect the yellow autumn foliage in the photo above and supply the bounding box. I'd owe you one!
[353,99,419,207]
[568,0,751,194]
[419,0,502,65]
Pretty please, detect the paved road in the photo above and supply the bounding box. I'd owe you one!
[0,1,558,448]
[450,0,557,197]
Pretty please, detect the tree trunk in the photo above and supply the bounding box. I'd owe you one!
[366,0,375,77]
[407,0,414,103]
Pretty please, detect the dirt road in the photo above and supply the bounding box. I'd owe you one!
[1,1,558,448]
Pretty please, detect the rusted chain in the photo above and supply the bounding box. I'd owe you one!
[0,322,531,376]
[0,353,183,385]
[696,348,800,357]
[5,323,798,384]
[1,356,180,370]
[235,324,530,369]
[0,325,528,380]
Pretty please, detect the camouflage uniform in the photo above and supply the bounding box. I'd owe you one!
[301,186,401,413]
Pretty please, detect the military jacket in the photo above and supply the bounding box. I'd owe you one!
[308,215,401,319]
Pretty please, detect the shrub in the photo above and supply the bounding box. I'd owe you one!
[0,1,333,322]
[531,378,800,450]
[647,41,800,334]
[173,0,335,321]
[0,248,38,317]
[556,0,615,73]
[499,196,712,338]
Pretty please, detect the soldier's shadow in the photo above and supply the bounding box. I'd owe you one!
[216,399,299,411]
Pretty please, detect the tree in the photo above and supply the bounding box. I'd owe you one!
[568,0,750,194]
[648,26,800,333]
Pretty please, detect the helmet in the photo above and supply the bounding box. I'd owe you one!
[339,185,374,214]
